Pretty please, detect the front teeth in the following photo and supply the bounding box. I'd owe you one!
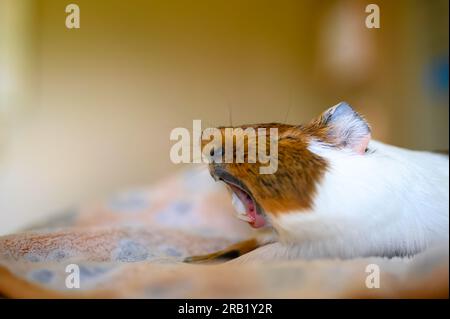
[231,192,252,222]
[231,192,246,214]
[236,214,252,222]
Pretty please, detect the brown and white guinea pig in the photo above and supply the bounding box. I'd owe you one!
[188,102,449,262]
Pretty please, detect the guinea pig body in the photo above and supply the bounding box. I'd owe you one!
[189,102,449,262]
[270,139,449,259]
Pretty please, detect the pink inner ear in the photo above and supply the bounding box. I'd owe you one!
[354,133,371,155]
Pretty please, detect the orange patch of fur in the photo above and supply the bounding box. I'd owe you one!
[201,119,330,215]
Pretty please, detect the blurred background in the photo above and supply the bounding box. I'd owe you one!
[0,0,448,235]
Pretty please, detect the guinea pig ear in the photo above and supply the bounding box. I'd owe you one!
[314,102,371,154]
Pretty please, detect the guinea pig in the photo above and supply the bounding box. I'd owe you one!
[185,102,449,262]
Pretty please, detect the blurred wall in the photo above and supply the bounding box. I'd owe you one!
[0,0,448,234]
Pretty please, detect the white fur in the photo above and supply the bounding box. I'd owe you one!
[269,140,449,259]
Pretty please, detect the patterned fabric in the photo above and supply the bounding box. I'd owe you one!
[0,166,447,298]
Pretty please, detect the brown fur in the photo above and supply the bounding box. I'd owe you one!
[201,117,332,216]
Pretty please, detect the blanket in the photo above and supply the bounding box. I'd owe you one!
[0,167,448,298]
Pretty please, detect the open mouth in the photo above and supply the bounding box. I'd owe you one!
[212,169,266,228]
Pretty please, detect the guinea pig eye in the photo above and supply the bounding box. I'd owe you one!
[210,146,223,160]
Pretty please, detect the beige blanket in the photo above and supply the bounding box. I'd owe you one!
[0,167,447,298]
